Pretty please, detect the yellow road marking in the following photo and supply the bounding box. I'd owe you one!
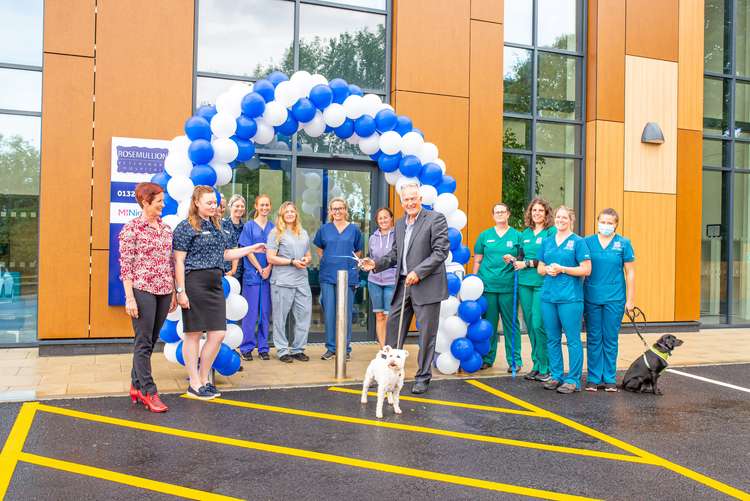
[0,402,38,498]
[19,452,241,501]
[328,386,543,417]
[468,380,750,500]
[188,394,651,464]
[34,403,596,501]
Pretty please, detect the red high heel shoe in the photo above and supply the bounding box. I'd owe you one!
[129,384,139,404]
[140,392,169,413]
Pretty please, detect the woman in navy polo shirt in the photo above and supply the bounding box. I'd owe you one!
[221,194,246,281]
[314,197,363,360]
[173,186,266,400]
[537,206,591,394]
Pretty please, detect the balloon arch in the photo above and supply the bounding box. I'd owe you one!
[152,71,492,377]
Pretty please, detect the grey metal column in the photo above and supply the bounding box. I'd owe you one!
[335,269,348,379]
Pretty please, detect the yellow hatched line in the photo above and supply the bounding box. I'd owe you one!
[468,380,750,501]
[18,452,242,501]
[328,386,543,417]
[0,402,38,498]
[190,394,652,465]
[34,403,596,501]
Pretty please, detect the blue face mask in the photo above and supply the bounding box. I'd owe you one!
[598,223,615,236]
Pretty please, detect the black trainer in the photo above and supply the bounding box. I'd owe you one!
[321,350,335,360]
[241,351,253,361]
[279,354,294,363]
[292,353,309,362]
[186,385,215,400]
[524,370,539,380]
[535,372,552,382]
[205,383,221,397]
[259,352,270,360]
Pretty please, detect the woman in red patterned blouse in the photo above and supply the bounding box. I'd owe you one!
[119,182,177,413]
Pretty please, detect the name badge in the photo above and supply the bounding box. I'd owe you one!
[201,231,211,235]
[524,239,530,243]
[506,241,513,248]
[536,237,542,244]
[613,241,622,250]
[486,239,496,243]
[565,240,575,250]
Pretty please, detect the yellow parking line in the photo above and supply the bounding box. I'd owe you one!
[18,452,241,501]
[34,403,596,501]
[0,402,38,498]
[189,394,652,464]
[468,380,750,500]
[328,386,543,417]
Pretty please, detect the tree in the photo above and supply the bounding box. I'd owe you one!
[0,134,40,196]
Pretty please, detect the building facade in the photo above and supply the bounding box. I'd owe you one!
[0,0,731,346]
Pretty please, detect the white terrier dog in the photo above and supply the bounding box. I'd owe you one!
[361,345,409,418]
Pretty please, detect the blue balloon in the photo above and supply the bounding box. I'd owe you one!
[215,348,242,376]
[276,113,299,136]
[370,151,382,161]
[176,340,185,366]
[354,115,376,137]
[446,272,461,296]
[451,337,475,362]
[423,204,433,210]
[253,79,275,102]
[452,245,470,265]
[378,152,402,173]
[188,139,214,165]
[375,109,398,132]
[233,137,255,162]
[472,338,491,357]
[292,98,316,123]
[162,192,178,216]
[309,84,334,110]
[395,115,413,135]
[324,125,334,133]
[467,319,493,342]
[159,320,180,344]
[419,162,443,186]
[191,164,217,186]
[185,116,211,141]
[437,175,457,195]
[196,105,217,121]
[213,343,236,372]
[458,300,482,324]
[348,84,364,96]
[329,78,350,104]
[241,92,266,118]
[267,71,289,87]
[476,295,488,315]
[399,155,422,178]
[460,351,483,373]
[334,118,355,139]
[235,115,258,140]
[151,171,170,190]
[447,227,462,251]
[222,277,231,298]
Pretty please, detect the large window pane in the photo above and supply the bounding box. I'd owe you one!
[537,53,579,120]
[735,142,750,169]
[504,0,532,45]
[299,4,386,90]
[504,47,533,115]
[704,77,730,136]
[197,0,294,78]
[701,170,728,325]
[732,172,750,323]
[736,0,750,77]
[536,122,579,155]
[502,153,530,228]
[0,68,42,113]
[195,76,251,108]
[537,0,578,51]
[217,153,292,218]
[704,139,730,167]
[735,81,750,138]
[503,118,531,151]
[705,0,731,74]
[535,156,578,210]
[312,0,386,10]
[0,0,43,66]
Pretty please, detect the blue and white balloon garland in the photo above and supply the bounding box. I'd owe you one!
[153,70,482,376]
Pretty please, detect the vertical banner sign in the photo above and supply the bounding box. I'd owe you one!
[108,137,170,305]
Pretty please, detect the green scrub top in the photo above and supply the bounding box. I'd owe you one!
[518,226,556,288]
[474,227,521,293]
[583,234,635,304]
[538,233,591,303]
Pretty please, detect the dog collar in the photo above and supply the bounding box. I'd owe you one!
[650,347,670,362]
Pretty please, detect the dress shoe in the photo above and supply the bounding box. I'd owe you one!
[411,381,429,394]
[140,392,169,413]
[292,352,309,362]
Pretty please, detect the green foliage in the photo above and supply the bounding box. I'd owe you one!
[0,134,40,196]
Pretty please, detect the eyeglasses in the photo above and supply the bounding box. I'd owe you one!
[331,207,346,212]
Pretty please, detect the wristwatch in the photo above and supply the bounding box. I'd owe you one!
[175,287,184,294]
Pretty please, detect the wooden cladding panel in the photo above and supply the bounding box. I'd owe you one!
[471,0,502,23]
[678,0,705,131]
[43,0,95,57]
[90,250,133,338]
[594,121,625,227]
[625,0,679,62]
[37,54,94,339]
[587,0,626,123]
[584,122,597,236]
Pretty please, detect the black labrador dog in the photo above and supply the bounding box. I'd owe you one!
[622,334,684,395]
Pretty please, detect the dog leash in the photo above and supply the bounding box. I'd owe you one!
[626,306,649,349]
[396,281,409,349]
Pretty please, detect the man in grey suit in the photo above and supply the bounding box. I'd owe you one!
[361,183,450,394]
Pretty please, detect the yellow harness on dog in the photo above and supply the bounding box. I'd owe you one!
[642,347,670,372]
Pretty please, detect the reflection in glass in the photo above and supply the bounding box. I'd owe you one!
[704,0,731,74]
[535,156,577,210]
[0,0,43,66]
[504,0,533,45]
[503,118,531,151]
[297,132,364,157]
[536,122,579,155]
[316,0,386,10]
[701,171,728,324]
[732,172,750,322]
[0,69,42,113]
[502,153,530,228]
[704,77,730,136]
[736,0,750,77]
[299,4,386,90]
[735,81,750,138]
[195,76,252,108]
[735,142,750,169]
[537,0,578,51]
[537,53,579,119]
[504,47,533,115]
[703,139,730,167]
[217,154,292,218]
[197,0,294,78]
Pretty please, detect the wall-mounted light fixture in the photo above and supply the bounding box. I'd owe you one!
[641,122,665,144]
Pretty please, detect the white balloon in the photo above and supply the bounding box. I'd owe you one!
[436,352,460,374]
[274,80,298,108]
[384,171,401,185]
[302,188,321,204]
[304,172,322,189]
[177,199,190,219]
[224,323,244,350]
[460,275,485,301]
[323,103,346,128]
[346,133,360,145]
[272,140,290,151]
[252,119,275,145]
[343,94,365,120]
[445,250,453,265]
[263,101,288,127]
[229,82,252,97]
[176,319,184,339]
[164,152,192,178]
[419,185,438,206]
[358,133,380,155]
[435,329,453,354]
[434,193,459,215]
[310,74,329,87]
[226,293,249,321]
[162,214,181,230]
[224,275,241,295]
[215,91,243,118]
[169,135,191,156]
[447,209,468,230]
[440,296,461,319]
[434,158,447,174]
[212,162,233,186]
[379,131,402,156]
[210,112,237,138]
[361,93,383,117]
[400,131,424,156]
[166,307,182,322]
[163,342,179,363]
[167,176,194,202]
[442,315,468,339]
[396,176,420,195]
[301,201,320,216]
[302,110,326,137]
[211,137,239,163]
[290,70,314,96]
[417,142,439,164]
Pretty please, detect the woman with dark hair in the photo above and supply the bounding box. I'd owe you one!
[119,182,176,413]
[222,194,247,281]
[367,207,396,348]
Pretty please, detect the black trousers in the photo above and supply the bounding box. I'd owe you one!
[131,289,172,394]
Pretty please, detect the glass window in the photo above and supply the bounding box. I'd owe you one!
[704,139,730,167]
[197,0,295,78]
[502,153,530,228]
[735,0,750,77]
[218,153,292,216]
[537,53,579,120]
[504,0,533,45]
[0,0,43,66]
[535,156,578,210]
[504,47,533,115]
[704,77,730,136]
[0,68,42,113]
[735,81,750,138]
[536,122,579,155]
[732,172,750,322]
[195,76,250,108]
[298,132,363,157]
[299,3,386,90]
[503,118,532,151]
[701,170,728,324]
[705,0,731,74]
[735,142,750,169]
[311,0,386,10]
[537,0,578,51]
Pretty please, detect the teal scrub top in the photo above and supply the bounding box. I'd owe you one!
[583,234,635,305]
[518,226,556,288]
[474,227,521,293]
[538,233,591,303]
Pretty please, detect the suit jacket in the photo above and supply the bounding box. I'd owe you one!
[374,208,450,306]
